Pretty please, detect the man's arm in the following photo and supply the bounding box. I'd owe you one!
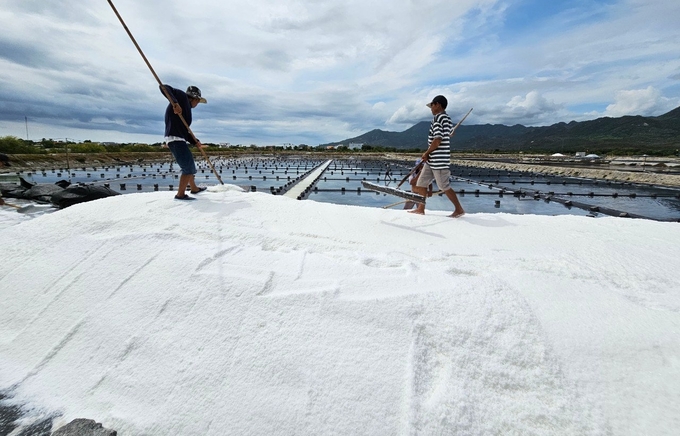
[422,137,442,161]
[159,84,178,102]
[159,86,201,148]
[160,84,183,115]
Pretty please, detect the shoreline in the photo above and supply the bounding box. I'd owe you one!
[454,159,680,188]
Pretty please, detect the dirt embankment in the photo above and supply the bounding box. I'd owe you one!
[455,159,680,188]
[1,152,172,169]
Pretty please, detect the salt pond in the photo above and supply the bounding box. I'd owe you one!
[10,157,680,221]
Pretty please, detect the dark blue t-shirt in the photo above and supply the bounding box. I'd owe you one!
[161,85,195,144]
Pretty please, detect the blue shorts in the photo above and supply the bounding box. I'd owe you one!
[167,141,197,175]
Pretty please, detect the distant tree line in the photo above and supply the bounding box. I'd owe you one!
[0,136,165,154]
[2,135,677,157]
[0,136,425,155]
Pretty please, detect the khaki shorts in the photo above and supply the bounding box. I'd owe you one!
[416,163,451,191]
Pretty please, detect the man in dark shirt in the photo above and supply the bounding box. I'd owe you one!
[161,84,207,200]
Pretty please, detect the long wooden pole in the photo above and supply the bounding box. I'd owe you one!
[382,190,444,209]
[1,202,21,210]
[106,0,224,185]
[453,108,474,133]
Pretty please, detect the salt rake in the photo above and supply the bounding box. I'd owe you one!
[382,190,444,209]
[1,201,53,214]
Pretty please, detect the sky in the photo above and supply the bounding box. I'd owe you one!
[1,185,679,435]
[1,0,679,146]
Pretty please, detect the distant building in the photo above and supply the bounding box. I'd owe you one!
[348,143,363,150]
[575,152,586,158]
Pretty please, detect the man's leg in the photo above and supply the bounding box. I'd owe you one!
[178,174,201,198]
[169,141,197,198]
[177,174,191,197]
[432,168,465,218]
[444,188,465,218]
[187,174,200,193]
[410,164,435,214]
[403,175,420,209]
[408,185,427,214]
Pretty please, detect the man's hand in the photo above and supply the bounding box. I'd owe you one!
[195,141,203,149]
[422,137,441,161]
[172,102,182,115]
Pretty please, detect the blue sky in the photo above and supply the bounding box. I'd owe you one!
[501,0,615,35]
[0,0,678,145]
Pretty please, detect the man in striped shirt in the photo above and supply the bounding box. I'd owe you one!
[409,95,465,218]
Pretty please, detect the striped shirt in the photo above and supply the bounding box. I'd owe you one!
[427,112,453,169]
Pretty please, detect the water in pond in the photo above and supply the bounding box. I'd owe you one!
[12,157,680,221]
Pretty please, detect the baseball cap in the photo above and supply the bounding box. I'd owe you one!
[426,95,447,109]
[186,86,207,104]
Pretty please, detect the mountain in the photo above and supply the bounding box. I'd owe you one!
[324,106,680,153]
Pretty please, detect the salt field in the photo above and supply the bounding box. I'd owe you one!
[6,157,680,221]
[2,156,679,435]
[1,178,679,436]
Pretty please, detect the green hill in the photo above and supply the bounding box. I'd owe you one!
[324,106,680,155]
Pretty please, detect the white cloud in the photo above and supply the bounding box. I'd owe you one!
[387,101,428,126]
[604,86,677,117]
[1,0,679,144]
[505,91,561,121]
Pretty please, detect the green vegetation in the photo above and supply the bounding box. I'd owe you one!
[0,137,418,156]
[0,137,163,154]
[70,143,107,153]
[0,136,45,154]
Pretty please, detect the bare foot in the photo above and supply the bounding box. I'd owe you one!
[449,210,465,218]
[408,209,425,215]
